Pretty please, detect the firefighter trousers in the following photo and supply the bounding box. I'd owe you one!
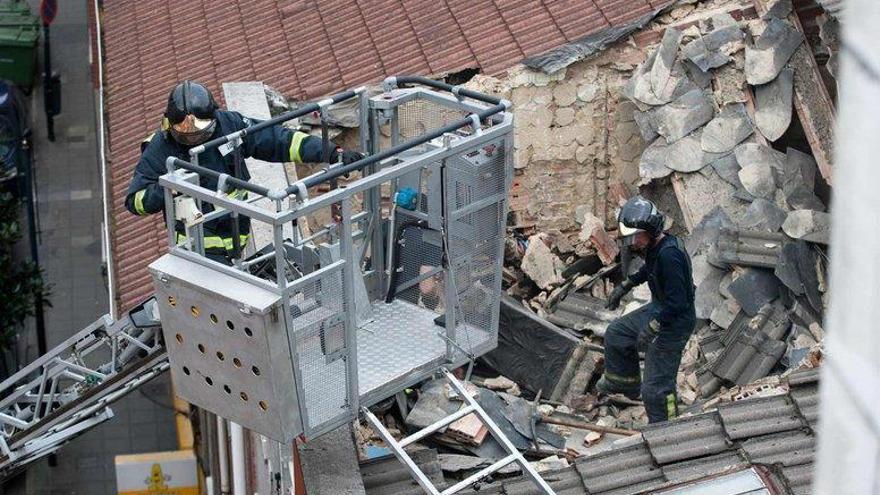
[603,303,695,423]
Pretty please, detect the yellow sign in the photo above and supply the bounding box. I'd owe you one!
[115,450,198,495]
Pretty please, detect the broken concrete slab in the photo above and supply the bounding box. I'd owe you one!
[667,130,721,173]
[754,68,793,142]
[742,198,787,232]
[298,424,367,495]
[655,88,715,143]
[727,268,781,316]
[640,137,674,181]
[701,104,754,153]
[745,18,803,85]
[782,210,830,244]
[652,28,684,98]
[521,234,565,289]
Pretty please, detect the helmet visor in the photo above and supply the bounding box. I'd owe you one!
[170,115,216,146]
[618,222,643,237]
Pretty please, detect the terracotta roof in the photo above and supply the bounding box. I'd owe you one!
[102,0,670,312]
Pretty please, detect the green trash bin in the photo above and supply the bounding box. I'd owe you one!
[0,7,38,87]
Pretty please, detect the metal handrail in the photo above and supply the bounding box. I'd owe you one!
[187,88,361,158]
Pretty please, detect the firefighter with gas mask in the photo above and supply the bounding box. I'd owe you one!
[125,80,362,263]
[595,196,695,423]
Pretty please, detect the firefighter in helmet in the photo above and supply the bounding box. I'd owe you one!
[596,196,696,423]
[125,80,361,262]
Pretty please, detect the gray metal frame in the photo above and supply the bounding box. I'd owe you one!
[149,82,514,441]
[0,301,168,481]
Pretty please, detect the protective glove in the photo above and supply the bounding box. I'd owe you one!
[637,318,661,350]
[605,278,634,310]
[330,148,364,165]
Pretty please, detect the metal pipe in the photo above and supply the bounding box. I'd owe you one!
[288,103,506,195]
[230,421,247,495]
[167,157,272,197]
[388,75,504,106]
[189,89,359,157]
[216,417,230,495]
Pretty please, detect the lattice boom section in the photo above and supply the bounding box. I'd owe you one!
[289,265,352,435]
[445,137,511,359]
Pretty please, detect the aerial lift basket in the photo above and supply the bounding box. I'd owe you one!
[148,77,513,443]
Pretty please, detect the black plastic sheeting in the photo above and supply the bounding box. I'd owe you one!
[522,8,665,74]
[482,295,581,395]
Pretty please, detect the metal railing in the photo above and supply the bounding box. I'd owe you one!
[151,77,513,439]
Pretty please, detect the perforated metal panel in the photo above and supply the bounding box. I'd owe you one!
[150,255,302,442]
[445,136,511,359]
[288,264,351,435]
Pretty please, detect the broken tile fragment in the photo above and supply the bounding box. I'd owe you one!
[640,137,673,180]
[781,148,825,211]
[742,198,787,232]
[727,268,781,316]
[685,206,735,255]
[695,266,726,319]
[710,153,743,188]
[745,18,803,85]
[763,0,793,19]
[782,210,830,244]
[633,108,659,142]
[682,36,730,72]
[701,104,754,153]
[683,60,713,89]
[655,88,715,143]
[667,131,720,173]
[754,68,794,141]
[652,28,684,98]
[785,147,817,190]
[710,298,741,329]
[738,161,776,200]
[735,143,782,199]
[735,143,786,176]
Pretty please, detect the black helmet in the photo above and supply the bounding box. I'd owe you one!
[618,196,665,240]
[164,81,218,146]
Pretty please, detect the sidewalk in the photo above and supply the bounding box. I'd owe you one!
[8,2,178,494]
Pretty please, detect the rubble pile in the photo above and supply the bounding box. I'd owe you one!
[351,2,833,493]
